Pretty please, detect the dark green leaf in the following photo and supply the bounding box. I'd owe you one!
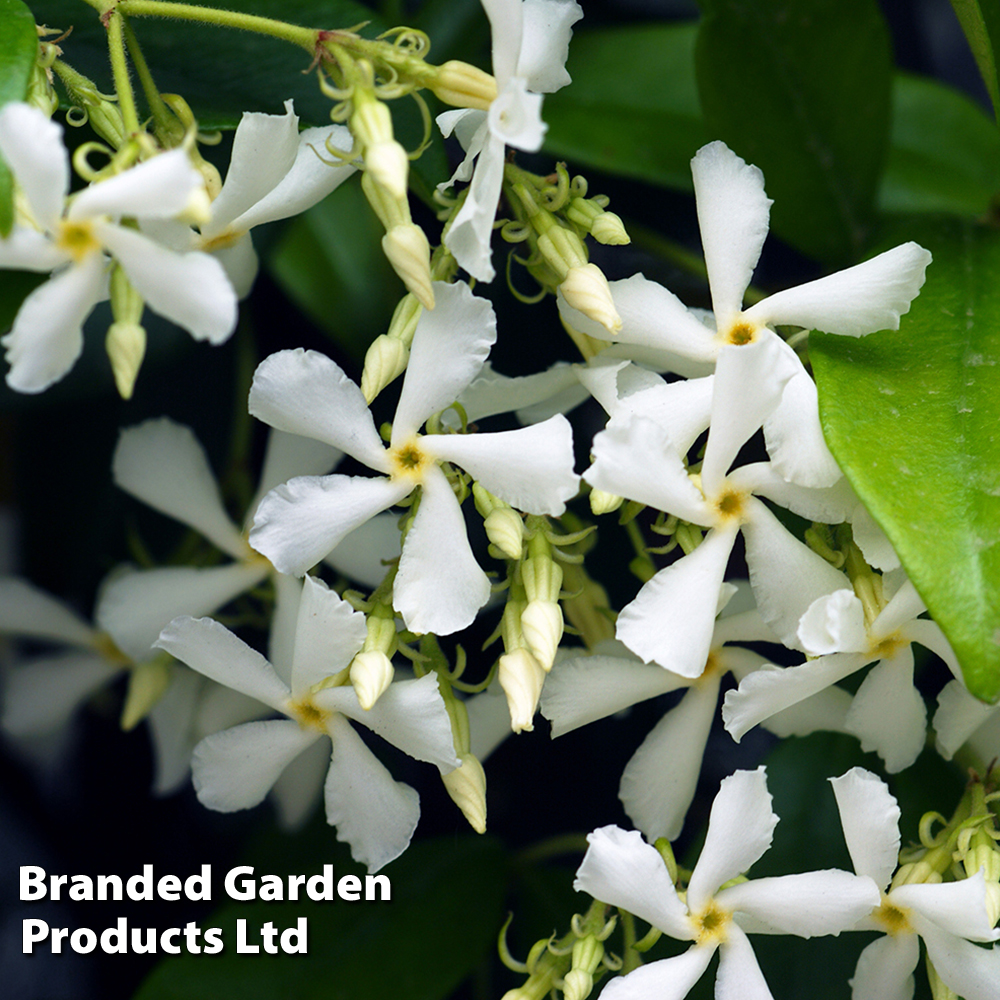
[812,219,1000,703]
[695,0,892,262]
[135,834,509,1000]
[949,0,1000,123]
[881,72,1000,216]
[542,23,708,190]
[0,0,38,236]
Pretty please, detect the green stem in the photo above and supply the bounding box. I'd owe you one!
[121,16,177,142]
[106,13,141,135]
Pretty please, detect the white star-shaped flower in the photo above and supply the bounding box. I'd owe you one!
[574,768,880,1000]
[437,0,583,281]
[830,767,1000,1000]
[0,102,237,393]
[156,576,461,872]
[248,280,579,636]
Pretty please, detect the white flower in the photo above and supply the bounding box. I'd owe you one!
[155,576,461,872]
[830,767,1000,1000]
[723,580,959,772]
[248,280,579,636]
[574,768,880,1000]
[0,103,238,393]
[933,677,1000,765]
[559,141,932,486]
[437,0,583,281]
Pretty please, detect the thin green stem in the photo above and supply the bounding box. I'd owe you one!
[106,14,141,135]
[121,16,177,142]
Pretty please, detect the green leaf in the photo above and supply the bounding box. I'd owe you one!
[811,219,1000,703]
[881,71,1000,216]
[695,0,892,263]
[542,23,708,191]
[949,0,1000,124]
[135,835,509,1000]
[0,0,38,236]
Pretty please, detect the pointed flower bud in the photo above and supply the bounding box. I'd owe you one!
[352,91,409,200]
[121,660,171,730]
[429,61,498,111]
[349,650,395,710]
[485,506,526,561]
[520,598,563,672]
[536,225,588,281]
[442,751,487,833]
[383,224,435,309]
[589,488,623,516]
[106,322,147,400]
[560,264,621,334]
[590,211,630,245]
[361,334,410,403]
[366,140,410,202]
[499,648,547,733]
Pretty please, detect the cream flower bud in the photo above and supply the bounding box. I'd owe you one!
[366,139,410,202]
[589,488,623,515]
[442,751,487,834]
[485,506,525,560]
[349,650,395,710]
[537,225,588,281]
[429,61,498,111]
[499,648,547,733]
[361,333,410,403]
[521,555,563,605]
[560,264,622,334]
[383,224,435,309]
[562,970,593,1000]
[520,598,563,672]
[120,660,171,730]
[106,321,147,400]
[590,211,630,245]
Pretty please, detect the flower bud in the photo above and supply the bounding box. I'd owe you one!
[536,226,588,281]
[106,321,147,400]
[442,752,487,833]
[121,660,171,730]
[383,224,435,309]
[366,140,410,202]
[349,650,395,710]
[560,264,622,334]
[499,648,546,733]
[485,506,525,560]
[590,211,630,245]
[589,488,623,516]
[429,61,498,111]
[521,555,563,605]
[520,598,563,672]
[361,333,410,403]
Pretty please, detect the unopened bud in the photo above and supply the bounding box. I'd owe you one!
[429,61,498,111]
[591,211,629,245]
[522,555,563,605]
[361,334,410,403]
[485,506,524,560]
[589,488,623,515]
[383,224,435,309]
[520,598,563,671]
[499,648,546,733]
[442,752,487,833]
[560,264,621,334]
[366,140,409,201]
[106,321,147,399]
[121,660,171,730]
[349,650,394,710]
[537,226,588,281]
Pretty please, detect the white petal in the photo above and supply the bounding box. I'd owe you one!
[426,416,578,515]
[616,527,738,676]
[585,414,711,525]
[392,281,496,440]
[871,579,926,638]
[205,102,300,234]
[0,577,97,647]
[849,934,919,1000]
[691,141,772,326]
[227,125,356,232]
[3,255,104,393]
[762,683,853,738]
[250,474,410,577]
[267,570,301,685]
[212,235,259,299]
[146,666,202,795]
[797,589,868,656]
[155,616,289,710]
[113,418,247,558]
[732,463,857,524]
[829,767,901,889]
[482,0,522,88]
[517,0,583,92]
[290,576,368,694]
[0,226,67,271]
[745,243,932,336]
[573,825,693,940]
[270,733,328,830]
[192,719,320,811]
[715,925,773,1000]
[71,149,202,221]
[0,103,68,228]
[97,224,237,344]
[687,767,776,910]
[918,920,1000,1000]
[597,949,714,1000]
[250,427,342,520]
[611,375,713,455]
[2,653,120,737]
[249,349,389,471]
[324,714,420,872]
[851,502,901,571]
[465,686,513,761]
[897,872,1000,943]
[393,465,491,635]
[456,360,583,424]
[323,513,401,589]
[620,679,720,842]
[322,672,460,772]
[97,563,269,662]
[934,680,998,760]
[488,78,545,151]
[444,131,505,282]
[723,654,865,742]
[541,653,684,737]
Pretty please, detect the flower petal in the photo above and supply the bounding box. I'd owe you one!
[393,465,491,635]
[734,462,857,524]
[933,680,998,760]
[0,103,68,228]
[146,666,202,795]
[797,589,868,656]
[488,78,545,150]
[687,767,777,910]
[0,226,67,271]
[192,719,320,811]
[918,919,1000,1000]
[517,0,583,92]
[482,0,523,88]
[392,281,497,440]
[270,734,328,830]
[574,825,693,940]
[829,767,901,889]
[323,513,401,589]
[897,871,1000,943]
[113,417,247,558]
[849,933,919,1000]
[249,349,389,471]
[250,428,342,521]
[714,925,773,1000]
[691,141,772,327]
[597,949,714,1000]
[324,713,420,872]
[0,577,97,647]
[745,243,932,336]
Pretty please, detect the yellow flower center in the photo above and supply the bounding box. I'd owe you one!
[722,319,758,346]
[57,220,101,262]
[389,436,431,482]
[869,630,907,660]
[692,901,731,946]
[288,697,331,733]
[713,487,747,522]
[874,895,913,936]
[201,229,245,252]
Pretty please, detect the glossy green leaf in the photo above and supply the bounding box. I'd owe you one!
[542,23,708,191]
[881,71,1000,216]
[135,834,508,1000]
[695,0,892,263]
[949,0,1000,123]
[812,219,1000,703]
[0,0,38,236]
